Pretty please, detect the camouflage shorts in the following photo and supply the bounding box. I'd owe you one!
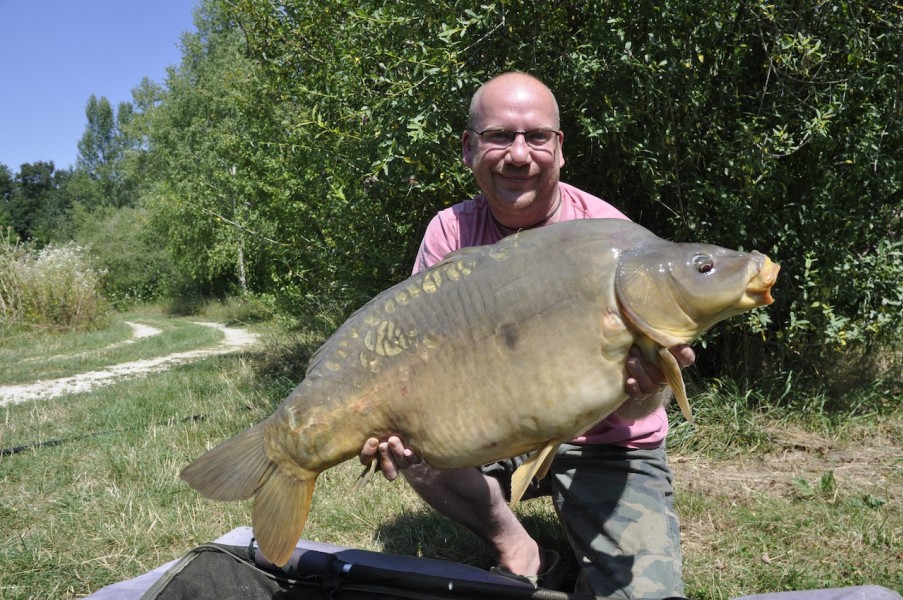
[483,443,684,599]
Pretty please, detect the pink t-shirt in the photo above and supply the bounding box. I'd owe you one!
[412,182,668,449]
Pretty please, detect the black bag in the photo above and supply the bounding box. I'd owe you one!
[139,542,594,600]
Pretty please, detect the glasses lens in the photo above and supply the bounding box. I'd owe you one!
[524,130,556,148]
[481,130,516,146]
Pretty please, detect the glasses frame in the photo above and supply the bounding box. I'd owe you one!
[468,128,562,150]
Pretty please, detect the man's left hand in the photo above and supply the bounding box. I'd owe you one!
[624,345,695,400]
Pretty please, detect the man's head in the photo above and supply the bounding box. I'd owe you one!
[462,72,565,229]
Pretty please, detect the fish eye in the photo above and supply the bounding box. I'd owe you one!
[692,254,715,274]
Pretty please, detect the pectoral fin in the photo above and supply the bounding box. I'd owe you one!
[657,347,693,423]
[509,442,559,506]
[352,459,379,492]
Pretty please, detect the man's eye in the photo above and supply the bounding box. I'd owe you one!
[526,131,553,145]
[483,131,513,144]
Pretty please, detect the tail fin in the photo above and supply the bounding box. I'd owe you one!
[252,468,317,566]
[181,421,275,501]
[181,419,318,566]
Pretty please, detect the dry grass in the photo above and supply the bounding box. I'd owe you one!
[674,421,902,598]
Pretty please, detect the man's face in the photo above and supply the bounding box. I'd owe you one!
[462,76,565,226]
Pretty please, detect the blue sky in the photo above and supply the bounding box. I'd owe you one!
[0,1,198,173]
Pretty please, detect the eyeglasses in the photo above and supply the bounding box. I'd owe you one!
[468,128,561,149]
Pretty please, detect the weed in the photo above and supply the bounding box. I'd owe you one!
[0,243,108,331]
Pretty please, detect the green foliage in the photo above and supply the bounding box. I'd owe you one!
[544,1,903,383]
[0,165,14,236]
[0,242,108,330]
[138,7,266,301]
[791,470,836,501]
[131,0,902,399]
[75,206,176,305]
[7,161,71,243]
[75,95,141,210]
[141,0,492,317]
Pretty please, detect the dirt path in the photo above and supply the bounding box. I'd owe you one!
[672,432,900,502]
[121,321,164,342]
[0,322,258,407]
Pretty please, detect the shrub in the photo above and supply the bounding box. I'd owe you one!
[0,242,108,330]
[75,205,176,306]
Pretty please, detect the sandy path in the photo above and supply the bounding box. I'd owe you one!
[0,322,258,407]
[123,321,163,341]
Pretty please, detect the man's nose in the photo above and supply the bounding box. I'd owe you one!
[505,134,532,164]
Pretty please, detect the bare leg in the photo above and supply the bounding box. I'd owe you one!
[362,436,543,575]
[402,463,544,576]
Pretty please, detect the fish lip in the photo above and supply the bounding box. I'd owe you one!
[743,258,781,305]
[743,290,775,307]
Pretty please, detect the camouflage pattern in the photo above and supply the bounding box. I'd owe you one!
[484,443,683,598]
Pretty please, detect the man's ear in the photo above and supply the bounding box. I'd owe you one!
[558,131,565,168]
[461,130,474,168]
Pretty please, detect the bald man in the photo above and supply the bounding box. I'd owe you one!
[361,72,692,599]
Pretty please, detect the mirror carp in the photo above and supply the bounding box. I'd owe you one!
[181,218,780,566]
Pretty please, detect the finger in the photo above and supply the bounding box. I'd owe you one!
[377,441,401,481]
[386,435,403,452]
[626,348,665,395]
[624,375,642,400]
[386,436,410,459]
[670,344,696,369]
[387,436,424,468]
[358,437,379,465]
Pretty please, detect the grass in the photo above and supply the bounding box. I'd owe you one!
[1,322,268,599]
[0,242,107,330]
[0,309,900,599]
[670,377,902,598]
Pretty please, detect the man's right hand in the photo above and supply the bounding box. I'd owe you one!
[359,435,423,481]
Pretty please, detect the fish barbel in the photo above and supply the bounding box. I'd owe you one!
[181,218,780,565]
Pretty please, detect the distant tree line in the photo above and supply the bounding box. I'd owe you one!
[2,0,900,402]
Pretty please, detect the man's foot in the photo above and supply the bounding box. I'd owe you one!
[490,548,563,589]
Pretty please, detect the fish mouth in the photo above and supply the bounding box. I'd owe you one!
[739,256,780,308]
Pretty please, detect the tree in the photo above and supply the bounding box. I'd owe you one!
[138,0,901,397]
[75,95,140,209]
[141,1,266,301]
[199,0,495,317]
[8,162,60,241]
[0,165,14,241]
[76,205,175,304]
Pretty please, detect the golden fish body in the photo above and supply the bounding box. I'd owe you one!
[182,219,779,565]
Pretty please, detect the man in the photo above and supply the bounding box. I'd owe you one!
[360,71,694,598]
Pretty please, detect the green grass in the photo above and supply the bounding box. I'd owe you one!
[0,310,900,599]
[1,349,268,598]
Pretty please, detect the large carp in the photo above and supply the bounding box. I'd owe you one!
[181,219,779,566]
